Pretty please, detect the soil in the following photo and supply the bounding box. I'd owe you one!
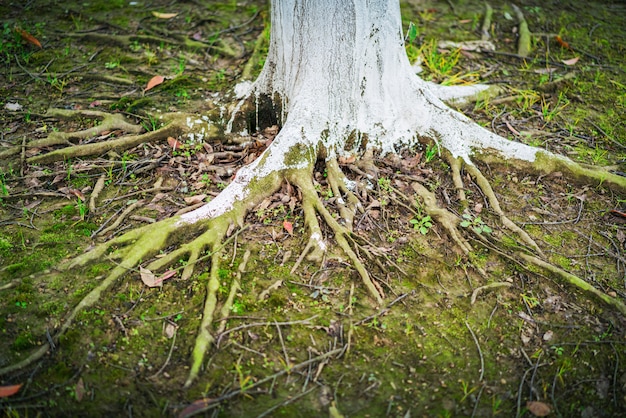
[1,0,625,417]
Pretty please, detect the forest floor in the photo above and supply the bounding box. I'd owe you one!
[1,0,626,417]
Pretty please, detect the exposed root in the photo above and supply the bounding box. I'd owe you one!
[518,253,626,316]
[464,163,544,257]
[411,182,473,255]
[291,170,385,306]
[325,157,362,229]
[0,109,221,165]
[446,155,467,202]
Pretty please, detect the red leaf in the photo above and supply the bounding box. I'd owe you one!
[155,270,177,286]
[167,136,183,150]
[15,28,42,48]
[145,75,165,92]
[0,384,22,398]
[283,220,293,235]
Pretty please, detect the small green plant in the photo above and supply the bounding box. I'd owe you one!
[0,171,9,196]
[47,75,67,93]
[424,143,438,163]
[378,177,391,192]
[541,91,569,123]
[459,379,478,403]
[551,345,564,356]
[105,60,120,69]
[176,56,186,75]
[76,197,88,220]
[460,214,492,234]
[410,214,433,235]
[141,114,160,131]
[521,293,540,309]
[418,39,478,85]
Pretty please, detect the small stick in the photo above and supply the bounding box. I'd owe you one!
[275,321,291,370]
[471,282,512,304]
[512,4,531,57]
[465,321,484,381]
[481,3,493,41]
[89,174,106,213]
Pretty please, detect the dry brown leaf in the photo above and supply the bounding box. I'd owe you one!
[527,401,551,416]
[75,378,86,402]
[184,194,207,205]
[15,28,42,48]
[70,189,85,201]
[145,75,165,92]
[167,136,182,150]
[164,322,177,338]
[152,11,178,19]
[140,266,159,287]
[338,155,356,164]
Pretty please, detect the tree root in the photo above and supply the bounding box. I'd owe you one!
[518,253,626,316]
[0,108,225,166]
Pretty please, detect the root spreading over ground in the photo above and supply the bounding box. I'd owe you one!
[2,3,626,409]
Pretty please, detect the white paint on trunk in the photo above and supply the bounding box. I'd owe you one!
[180,0,542,226]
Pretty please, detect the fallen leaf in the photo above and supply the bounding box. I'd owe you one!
[155,270,176,286]
[70,189,86,201]
[533,67,557,74]
[15,28,42,48]
[152,11,178,19]
[167,136,182,150]
[283,220,293,235]
[140,266,159,287]
[145,75,165,92]
[4,102,23,111]
[75,378,85,402]
[184,194,207,205]
[164,322,177,338]
[527,401,551,417]
[179,398,215,418]
[0,384,22,398]
[338,155,356,164]
[561,57,580,66]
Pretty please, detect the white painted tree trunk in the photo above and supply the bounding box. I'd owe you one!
[181,0,544,225]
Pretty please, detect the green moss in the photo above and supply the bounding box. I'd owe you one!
[12,331,35,351]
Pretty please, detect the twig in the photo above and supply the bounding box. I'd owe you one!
[481,3,493,41]
[148,326,177,380]
[471,282,512,304]
[255,387,316,418]
[512,4,531,57]
[217,315,318,345]
[465,321,484,381]
[275,321,291,370]
[354,291,413,326]
[89,174,107,213]
[178,347,344,418]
